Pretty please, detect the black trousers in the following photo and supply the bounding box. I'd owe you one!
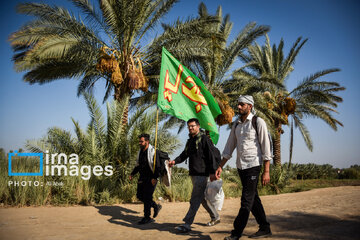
[136,180,157,218]
[231,166,270,237]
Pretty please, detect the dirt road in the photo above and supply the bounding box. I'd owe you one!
[1,186,359,240]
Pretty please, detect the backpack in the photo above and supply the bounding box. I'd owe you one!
[156,150,171,187]
[235,116,273,156]
[208,138,222,170]
[184,130,222,170]
[156,150,170,176]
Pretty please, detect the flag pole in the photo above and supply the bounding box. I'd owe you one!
[153,107,159,173]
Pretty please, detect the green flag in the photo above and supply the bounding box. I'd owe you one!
[157,47,222,144]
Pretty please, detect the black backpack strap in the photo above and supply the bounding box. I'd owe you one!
[251,115,259,136]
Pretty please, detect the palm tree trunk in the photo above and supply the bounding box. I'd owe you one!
[114,86,129,126]
[122,104,129,126]
[288,119,294,168]
[273,120,282,166]
[114,86,121,102]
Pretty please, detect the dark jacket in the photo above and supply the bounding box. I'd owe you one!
[131,147,170,182]
[131,149,157,181]
[174,131,216,176]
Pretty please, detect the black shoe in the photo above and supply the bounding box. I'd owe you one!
[224,235,240,240]
[153,204,162,218]
[175,224,191,233]
[249,228,272,238]
[138,217,154,225]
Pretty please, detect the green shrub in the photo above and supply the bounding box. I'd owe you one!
[338,166,360,179]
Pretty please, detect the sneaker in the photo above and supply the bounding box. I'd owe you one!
[224,235,241,240]
[249,228,272,238]
[175,224,191,233]
[138,217,154,225]
[207,218,221,226]
[153,204,162,218]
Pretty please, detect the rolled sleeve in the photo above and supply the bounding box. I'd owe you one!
[222,123,237,160]
[256,118,272,161]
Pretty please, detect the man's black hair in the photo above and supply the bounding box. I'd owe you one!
[187,118,200,126]
[138,133,150,141]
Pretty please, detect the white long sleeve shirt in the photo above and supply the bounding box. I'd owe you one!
[222,113,272,170]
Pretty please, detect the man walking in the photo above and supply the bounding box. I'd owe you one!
[130,133,163,224]
[169,118,220,233]
[216,95,272,239]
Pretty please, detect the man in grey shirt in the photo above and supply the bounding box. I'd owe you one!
[216,95,272,239]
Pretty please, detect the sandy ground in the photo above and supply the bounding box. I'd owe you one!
[0,186,359,240]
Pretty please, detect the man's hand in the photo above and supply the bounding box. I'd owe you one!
[209,174,217,182]
[215,158,227,180]
[261,171,270,186]
[129,175,133,181]
[168,160,175,168]
[215,167,222,180]
[262,160,270,186]
[151,179,157,186]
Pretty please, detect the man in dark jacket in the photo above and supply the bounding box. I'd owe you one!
[169,118,220,233]
[130,133,164,224]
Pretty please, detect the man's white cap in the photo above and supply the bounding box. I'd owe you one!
[238,95,254,105]
[238,95,256,114]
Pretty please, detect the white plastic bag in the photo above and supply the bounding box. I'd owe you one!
[161,160,171,187]
[205,179,225,211]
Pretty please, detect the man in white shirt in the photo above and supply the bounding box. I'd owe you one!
[215,95,272,239]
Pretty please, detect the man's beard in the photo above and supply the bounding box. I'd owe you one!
[238,108,250,116]
[239,111,246,116]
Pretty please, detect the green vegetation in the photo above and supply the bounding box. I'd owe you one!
[283,179,360,194]
[0,154,92,206]
[0,94,181,206]
[155,167,193,202]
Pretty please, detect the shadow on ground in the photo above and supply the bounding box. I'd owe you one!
[95,205,211,240]
[214,211,360,240]
[268,211,360,240]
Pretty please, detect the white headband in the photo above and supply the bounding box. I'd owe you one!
[238,95,256,114]
[238,95,254,105]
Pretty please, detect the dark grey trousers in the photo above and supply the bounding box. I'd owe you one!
[183,176,219,226]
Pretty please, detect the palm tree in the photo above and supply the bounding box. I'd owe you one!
[228,36,345,166]
[191,4,270,126]
[26,93,181,189]
[139,3,270,129]
[9,0,178,123]
[130,3,224,109]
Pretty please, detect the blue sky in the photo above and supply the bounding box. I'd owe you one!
[0,0,359,168]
